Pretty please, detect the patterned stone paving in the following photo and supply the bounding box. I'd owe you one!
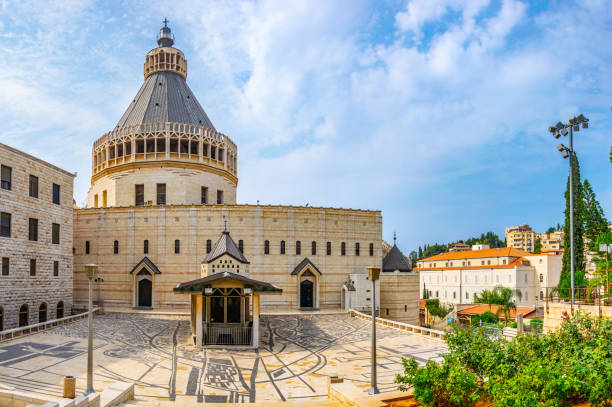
[0,313,446,403]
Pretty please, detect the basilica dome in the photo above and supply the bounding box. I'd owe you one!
[87,21,237,208]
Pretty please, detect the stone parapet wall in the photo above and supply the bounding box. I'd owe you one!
[0,143,74,330]
[544,302,612,331]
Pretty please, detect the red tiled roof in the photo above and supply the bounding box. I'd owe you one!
[458,304,535,319]
[419,247,531,262]
[414,257,530,272]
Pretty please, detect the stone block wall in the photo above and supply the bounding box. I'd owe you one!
[380,272,420,324]
[0,143,75,330]
[73,204,384,311]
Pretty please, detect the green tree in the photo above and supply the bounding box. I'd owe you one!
[409,251,418,268]
[560,152,586,290]
[473,289,498,310]
[582,179,608,251]
[418,246,423,259]
[422,283,429,299]
[533,238,542,254]
[425,299,453,324]
[493,286,522,325]
[545,226,556,234]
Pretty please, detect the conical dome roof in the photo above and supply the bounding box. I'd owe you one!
[115,20,215,130]
[115,71,215,129]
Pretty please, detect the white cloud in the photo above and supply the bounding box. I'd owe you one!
[0,0,610,249]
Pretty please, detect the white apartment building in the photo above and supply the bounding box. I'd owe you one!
[416,247,561,307]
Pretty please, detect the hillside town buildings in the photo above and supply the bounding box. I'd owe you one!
[505,224,536,252]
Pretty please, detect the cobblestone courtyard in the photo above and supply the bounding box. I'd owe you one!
[0,313,446,403]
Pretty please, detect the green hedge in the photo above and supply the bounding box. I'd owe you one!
[396,312,612,406]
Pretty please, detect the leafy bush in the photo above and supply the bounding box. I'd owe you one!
[396,312,612,406]
[509,321,517,328]
[529,318,543,332]
[480,311,499,324]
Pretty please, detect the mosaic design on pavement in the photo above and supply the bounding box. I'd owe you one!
[0,313,446,403]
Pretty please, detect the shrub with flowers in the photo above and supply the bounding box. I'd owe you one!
[395,312,612,406]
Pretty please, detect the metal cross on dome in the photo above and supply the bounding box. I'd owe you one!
[223,215,228,232]
[163,17,169,27]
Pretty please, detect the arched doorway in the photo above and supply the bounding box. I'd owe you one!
[57,301,64,319]
[39,303,47,323]
[300,279,314,308]
[137,269,153,307]
[19,304,28,327]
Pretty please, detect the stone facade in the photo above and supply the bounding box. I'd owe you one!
[73,204,384,311]
[0,143,75,330]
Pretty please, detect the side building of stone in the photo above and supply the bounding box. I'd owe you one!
[0,143,75,330]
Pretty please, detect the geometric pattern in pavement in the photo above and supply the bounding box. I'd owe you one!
[0,313,446,403]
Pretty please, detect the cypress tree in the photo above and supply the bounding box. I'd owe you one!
[560,152,586,290]
[582,179,608,251]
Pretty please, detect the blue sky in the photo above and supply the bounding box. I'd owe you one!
[0,0,610,253]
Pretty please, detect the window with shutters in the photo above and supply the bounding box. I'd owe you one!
[0,212,10,237]
[29,218,38,241]
[52,223,60,244]
[29,175,38,198]
[1,257,8,276]
[216,190,223,204]
[1,165,11,190]
[135,185,144,206]
[156,184,166,205]
[52,183,60,205]
[201,187,208,204]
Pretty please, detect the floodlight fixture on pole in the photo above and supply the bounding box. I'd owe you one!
[548,114,589,308]
[84,264,99,395]
[367,266,381,395]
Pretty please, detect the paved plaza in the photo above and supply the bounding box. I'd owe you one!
[0,313,446,404]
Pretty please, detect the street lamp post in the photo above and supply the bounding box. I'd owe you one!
[549,114,589,307]
[367,266,381,395]
[84,264,99,395]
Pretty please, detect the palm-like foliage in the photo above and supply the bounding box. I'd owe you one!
[473,286,523,325]
[473,289,498,310]
[492,286,522,324]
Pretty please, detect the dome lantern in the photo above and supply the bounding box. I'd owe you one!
[157,18,175,47]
